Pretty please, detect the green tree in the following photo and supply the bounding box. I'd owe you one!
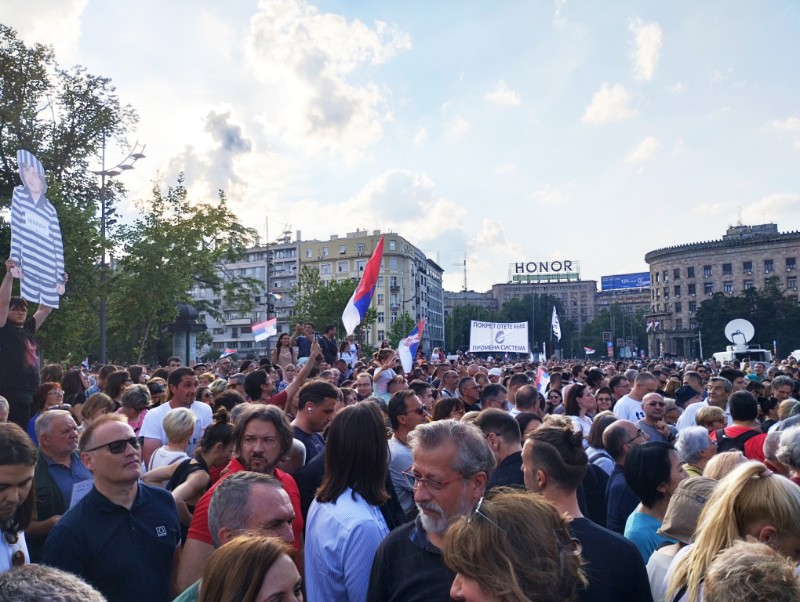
[291,265,376,342]
[0,24,136,362]
[105,175,260,364]
[388,311,415,348]
[444,304,498,352]
[580,305,648,360]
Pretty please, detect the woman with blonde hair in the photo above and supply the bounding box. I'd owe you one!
[199,534,301,602]
[665,461,800,602]
[443,489,586,602]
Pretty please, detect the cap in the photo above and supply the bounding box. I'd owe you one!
[488,368,502,377]
[657,477,717,544]
[675,385,700,407]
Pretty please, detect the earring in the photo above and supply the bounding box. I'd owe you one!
[307,407,312,414]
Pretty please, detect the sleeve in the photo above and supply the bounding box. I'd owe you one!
[342,517,389,602]
[186,487,214,545]
[138,408,164,442]
[47,202,65,283]
[41,521,87,577]
[276,471,304,551]
[366,539,391,602]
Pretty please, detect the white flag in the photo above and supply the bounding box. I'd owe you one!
[551,306,562,341]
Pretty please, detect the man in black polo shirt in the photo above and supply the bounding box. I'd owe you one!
[43,415,180,602]
[368,420,494,601]
[475,409,524,489]
[289,380,339,465]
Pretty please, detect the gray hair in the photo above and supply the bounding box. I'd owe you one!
[407,419,495,481]
[675,426,713,464]
[624,369,639,382]
[208,472,282,547]
[777,426,800,470]
[772,375,795,391]
[708,376,732,393]
[34,409,73,441]
[763,431,783,462]
[0,564,105,601]
[120,384,150,411]
[0,396,8,414]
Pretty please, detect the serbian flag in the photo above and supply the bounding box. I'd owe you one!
[584,347,596,355]
[220,348,237,358]
[253,318,277,342]
[398,319,425,373]
[342,236,384,335]
[535,366,550,395]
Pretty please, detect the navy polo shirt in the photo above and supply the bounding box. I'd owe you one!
[42,483,180,602]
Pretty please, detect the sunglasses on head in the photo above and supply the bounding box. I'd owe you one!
[84,437,140,454]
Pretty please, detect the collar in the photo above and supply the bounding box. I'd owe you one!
[89,483,142,513]
[409,516,441,555]
[498,450,522,468]
[42,450,81,469]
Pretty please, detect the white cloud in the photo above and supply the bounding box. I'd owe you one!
[494,163,517,175]
[581,83,636,124]
[485,81,521,106]
[628,18,662,81]
[450,116,470,137]
[668,82,686,94]
[413,127,428,144]
[742,193,800,222]
[467,219,522,292]
[625,136,660,167]
[0,0,88,61]
[767,116,800,133]
[531,185,569,205]
[244,0,411,158]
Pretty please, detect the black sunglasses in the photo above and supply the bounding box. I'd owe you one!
[84,437,140,454]
[403,406,426,416]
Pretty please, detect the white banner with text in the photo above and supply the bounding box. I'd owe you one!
[468,321,529,353]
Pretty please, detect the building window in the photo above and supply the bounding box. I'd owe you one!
[764,259,774,274]
[674,285,681,297]
[724,281,733,294]
[674,302,682,313]
[673,268,680,280]
[703,265,712,278]
[390,311,398,324]
[655,272,660,283]
[722,263,732,276]
[788,276,798,291]
[355,259,367,272]
[687,267,695,278]
[663,288,669,300]
[675,318,683,330]
[663,270,669,283]
[704,283,713,295]
[689,301,697,313]
[377,276,383,287]
[744,279,754,289]
[688,283,696,296]
[390,276,398,290]
[377,330,385,341]
[320,263,331,275]
[389,258,398,270]
[337,260,349,273]
[213,327,225,335]
[322,246,329,257]
[690,320,697,330]
[788,257,797,271]
[389,240,397,251]
[655,289,660,299]
[376,293,384,305]
[306,249,312,258]
[377,311,385,324]
[357,243,365,256]
[743,261,752,275]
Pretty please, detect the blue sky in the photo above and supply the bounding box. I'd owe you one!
[5,0,800,291]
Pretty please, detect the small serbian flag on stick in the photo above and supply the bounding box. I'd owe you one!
[398,319,425,373]
[220,348,237,358]
[342,236,384,335]
[253,318,277,342]
[584,347,596,355]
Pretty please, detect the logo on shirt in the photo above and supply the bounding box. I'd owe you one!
[156,526,167,537]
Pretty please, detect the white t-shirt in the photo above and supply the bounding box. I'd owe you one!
[148,448,190,472]
[676,401,733,432]
[139,401,212,458]
[614,395,645,422]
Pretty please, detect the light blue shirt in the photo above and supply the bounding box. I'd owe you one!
[305,488,390,602]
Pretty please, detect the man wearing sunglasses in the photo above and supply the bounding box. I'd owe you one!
[387,390,429,516]
[43,415,181,601]
[603,419,649,535]
[637,393,678,443]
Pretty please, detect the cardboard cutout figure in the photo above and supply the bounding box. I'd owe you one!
[10,150,66,308]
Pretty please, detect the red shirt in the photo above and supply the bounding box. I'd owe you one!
[710,425,767,463]
[252,390,288,409]
[186,456,303,551]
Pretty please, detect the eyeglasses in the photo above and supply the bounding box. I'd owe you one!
[402,469,463,491]
[624,429,646,445]
[3,531,25,567]
[84,437,140,454]
[47,390,65,397]
[403,406,426,416]
[467,496,506,534]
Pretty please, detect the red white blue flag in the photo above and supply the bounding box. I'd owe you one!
[252,318,277,342]
[398,319,425,373]
[342,236,384,335]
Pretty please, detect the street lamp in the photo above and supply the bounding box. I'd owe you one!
[90,139,146,363]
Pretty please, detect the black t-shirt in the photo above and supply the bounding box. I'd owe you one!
[294,426,325,465]
[0,316,40,394]
[570,517,654,602]
[319,335,338,365]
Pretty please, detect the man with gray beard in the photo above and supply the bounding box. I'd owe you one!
[368,420,494,601]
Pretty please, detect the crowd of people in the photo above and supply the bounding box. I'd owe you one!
[2,312,800,600]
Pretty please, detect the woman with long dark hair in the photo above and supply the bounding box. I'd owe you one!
[271,333,296,370]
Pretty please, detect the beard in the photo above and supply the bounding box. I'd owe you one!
[416,493,474,535]
[240,452,278,474]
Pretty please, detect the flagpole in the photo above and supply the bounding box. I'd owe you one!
[530,291,535,362]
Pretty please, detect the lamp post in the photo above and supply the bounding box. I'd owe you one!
[90,139,146,363]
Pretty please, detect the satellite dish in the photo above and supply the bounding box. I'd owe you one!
[724,319,755,345]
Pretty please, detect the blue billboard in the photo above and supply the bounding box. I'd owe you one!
[601,272,651,291]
